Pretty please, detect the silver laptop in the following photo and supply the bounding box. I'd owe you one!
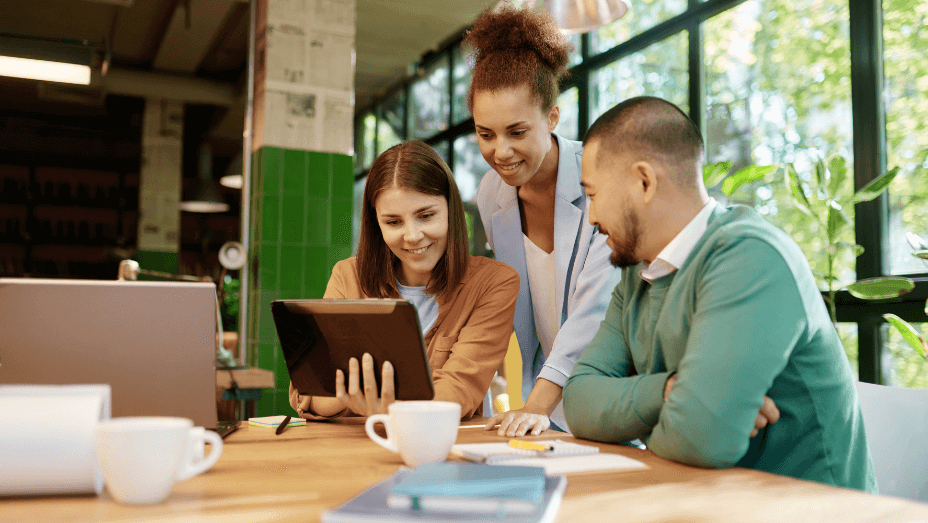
[0,278,219,429]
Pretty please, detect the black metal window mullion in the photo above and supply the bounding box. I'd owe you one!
[446,50,455,171]
[687,20,704,135]
[402,83,410,142]
[578,32,591,137]
[849,0,887,384]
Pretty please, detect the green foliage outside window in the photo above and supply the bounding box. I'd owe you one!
[884,0,928,275]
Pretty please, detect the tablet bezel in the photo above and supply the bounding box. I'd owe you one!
[271,299,436,401]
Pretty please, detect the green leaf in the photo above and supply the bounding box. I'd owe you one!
[883,313,928,359]
[826,200,851,242]
[814,158,827,189]
[848,166,900,205]
[847,277,915,300]
[836,242,865,257]
[827,155,848,197]
[913,250,928,260]
[703,161,732,190]
[907,232,928,251]
[721,165,777,196]
[784,164,815,217]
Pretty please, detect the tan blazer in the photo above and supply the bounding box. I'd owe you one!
[290,255,518,419]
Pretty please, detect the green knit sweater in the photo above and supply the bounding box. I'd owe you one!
[563,204,876,492]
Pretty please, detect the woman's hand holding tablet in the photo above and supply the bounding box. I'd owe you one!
[335,353,396,416]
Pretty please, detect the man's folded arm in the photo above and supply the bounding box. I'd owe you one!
[563,286,670,442]
[645,239,803,467]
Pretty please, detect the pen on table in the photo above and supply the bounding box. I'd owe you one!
[509,439,554,452]
[276,416,292,435]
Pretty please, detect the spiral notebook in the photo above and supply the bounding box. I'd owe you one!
[450,440,648,475]
[452,440,598,464]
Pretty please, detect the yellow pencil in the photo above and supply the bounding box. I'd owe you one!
[509,440,554,452]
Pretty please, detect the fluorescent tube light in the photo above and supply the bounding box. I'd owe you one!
[0,55,91,85]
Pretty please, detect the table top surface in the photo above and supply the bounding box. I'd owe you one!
[5,417,928,523]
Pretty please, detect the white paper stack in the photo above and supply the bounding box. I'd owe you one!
[0,384,111,496]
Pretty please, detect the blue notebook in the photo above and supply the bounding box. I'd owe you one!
[391,462,546,504]
[322,467,567,523]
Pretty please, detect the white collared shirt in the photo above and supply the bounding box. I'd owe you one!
[639,198,718,283]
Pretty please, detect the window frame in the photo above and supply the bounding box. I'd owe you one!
[352,0,928,384]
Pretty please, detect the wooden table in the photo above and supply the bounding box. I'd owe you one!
[4,418,928,522]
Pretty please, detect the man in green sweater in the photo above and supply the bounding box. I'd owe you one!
[563,96,875,491]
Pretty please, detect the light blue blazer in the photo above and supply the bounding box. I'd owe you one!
[475,133,620,431]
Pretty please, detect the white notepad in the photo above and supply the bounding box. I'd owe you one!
[451,440,597,464]
[450,440,648,475]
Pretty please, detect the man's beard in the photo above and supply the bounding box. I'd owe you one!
[608,206,641,269]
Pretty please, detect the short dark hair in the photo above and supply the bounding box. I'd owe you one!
[584,96,705,186]
[356,141,469,299]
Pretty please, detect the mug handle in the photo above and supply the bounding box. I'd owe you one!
[176,428,223,481]
[365,414,397,453]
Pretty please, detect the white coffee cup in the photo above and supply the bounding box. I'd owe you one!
[94,417,223,504]
[365,401,461,467]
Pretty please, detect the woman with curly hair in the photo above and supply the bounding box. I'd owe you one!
[467,6,620,437]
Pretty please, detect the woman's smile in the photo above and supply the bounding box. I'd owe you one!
[404,245,431,255]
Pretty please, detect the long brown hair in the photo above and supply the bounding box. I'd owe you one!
[356,141,469,300]
[464,5,573,112]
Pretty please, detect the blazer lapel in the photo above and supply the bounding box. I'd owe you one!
[491,182,536,356]
[552,135,585,325]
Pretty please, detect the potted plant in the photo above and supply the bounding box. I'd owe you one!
[704,158,927,359]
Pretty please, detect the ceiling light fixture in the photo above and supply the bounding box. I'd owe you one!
[181,144,231,213]
[0,34,108,86]
[542,0,629,34]
[219,154,243,189]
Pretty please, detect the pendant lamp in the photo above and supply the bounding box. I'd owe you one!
[543,0,629,34]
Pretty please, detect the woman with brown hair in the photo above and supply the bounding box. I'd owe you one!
[468,6,620,436]
[289,141,519,420]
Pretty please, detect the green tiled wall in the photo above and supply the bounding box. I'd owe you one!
[137,250,178,275]
[247,145,354,416]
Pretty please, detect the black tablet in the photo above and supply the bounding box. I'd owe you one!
[271,299,435,401]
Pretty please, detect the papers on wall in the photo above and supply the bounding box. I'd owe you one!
[254,0,355,155]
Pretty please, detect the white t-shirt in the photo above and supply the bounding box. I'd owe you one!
[523,234,558,358]
[397,282,439,335]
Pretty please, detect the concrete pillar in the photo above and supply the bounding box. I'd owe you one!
[137,99,183,273]
[247,0,356,415]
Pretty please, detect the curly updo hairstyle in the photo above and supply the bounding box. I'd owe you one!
[464,5,573,112]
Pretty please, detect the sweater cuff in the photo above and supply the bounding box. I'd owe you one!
[633,372,670,428]
[538,364,570,388]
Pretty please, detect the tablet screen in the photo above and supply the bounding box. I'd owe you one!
[272,299,435,401]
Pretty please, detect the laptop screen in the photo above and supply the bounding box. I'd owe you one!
[0,278,219,428]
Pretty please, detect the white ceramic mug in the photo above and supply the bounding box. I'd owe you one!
[365,401,461,467]
[94,417,223,504]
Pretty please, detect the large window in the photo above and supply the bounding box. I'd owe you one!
[376,90,405,155]
[704,0,854,285]
[592,0,687,54]
[409,59,450,140]
[453,133,489,203]
[557,87,580,141]
[357,112,376,170]
[352,177,366,254]
[452,45,472,125]
[886,323,928,389]
[883,0,928,276]
[591,31,688,123]
[354,0,927,387]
